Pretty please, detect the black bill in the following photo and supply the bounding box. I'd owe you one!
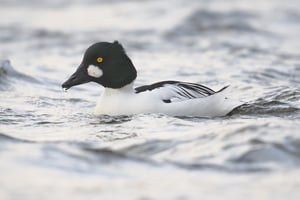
[62,64,89,90]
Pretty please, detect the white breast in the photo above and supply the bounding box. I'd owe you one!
[95,84,160,116]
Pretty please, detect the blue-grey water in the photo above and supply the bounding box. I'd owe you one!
[1,0,300,199]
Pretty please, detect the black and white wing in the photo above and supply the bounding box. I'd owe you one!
[135,81,227,103]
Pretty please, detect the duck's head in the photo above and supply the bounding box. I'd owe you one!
[62,41,137,90]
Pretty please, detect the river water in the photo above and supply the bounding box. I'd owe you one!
[1,0,300,199]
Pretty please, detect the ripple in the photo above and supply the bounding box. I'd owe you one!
[244,67,300,86]
[91,115,133,125]
[167,160,269,173]
[121,139,181,156]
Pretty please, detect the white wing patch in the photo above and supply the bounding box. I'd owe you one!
[87,65,103,78]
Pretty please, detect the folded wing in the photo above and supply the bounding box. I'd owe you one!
[135,81,226,103]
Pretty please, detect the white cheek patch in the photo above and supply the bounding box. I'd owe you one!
[87,65,103,78]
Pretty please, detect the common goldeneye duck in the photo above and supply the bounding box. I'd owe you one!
[62,41,240,117]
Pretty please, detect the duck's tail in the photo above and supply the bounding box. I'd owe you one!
[210,86,243,116]
[216,85,230,93]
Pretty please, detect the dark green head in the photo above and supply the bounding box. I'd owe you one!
[62,41,137,90]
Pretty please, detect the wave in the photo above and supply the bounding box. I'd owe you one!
[229,138,300,167]
[165,9,267,39]
[230,101,299,118]
[230,86,300,118]
[0,60,39,90]
[0,133,31,143]
[78,136,300,172]
[1,128,299,173]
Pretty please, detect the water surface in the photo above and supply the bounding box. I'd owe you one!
[1,0,300,199]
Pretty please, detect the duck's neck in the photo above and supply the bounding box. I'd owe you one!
[102,82,135,97]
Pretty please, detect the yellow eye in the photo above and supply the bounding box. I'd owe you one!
[97,57,103,63]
